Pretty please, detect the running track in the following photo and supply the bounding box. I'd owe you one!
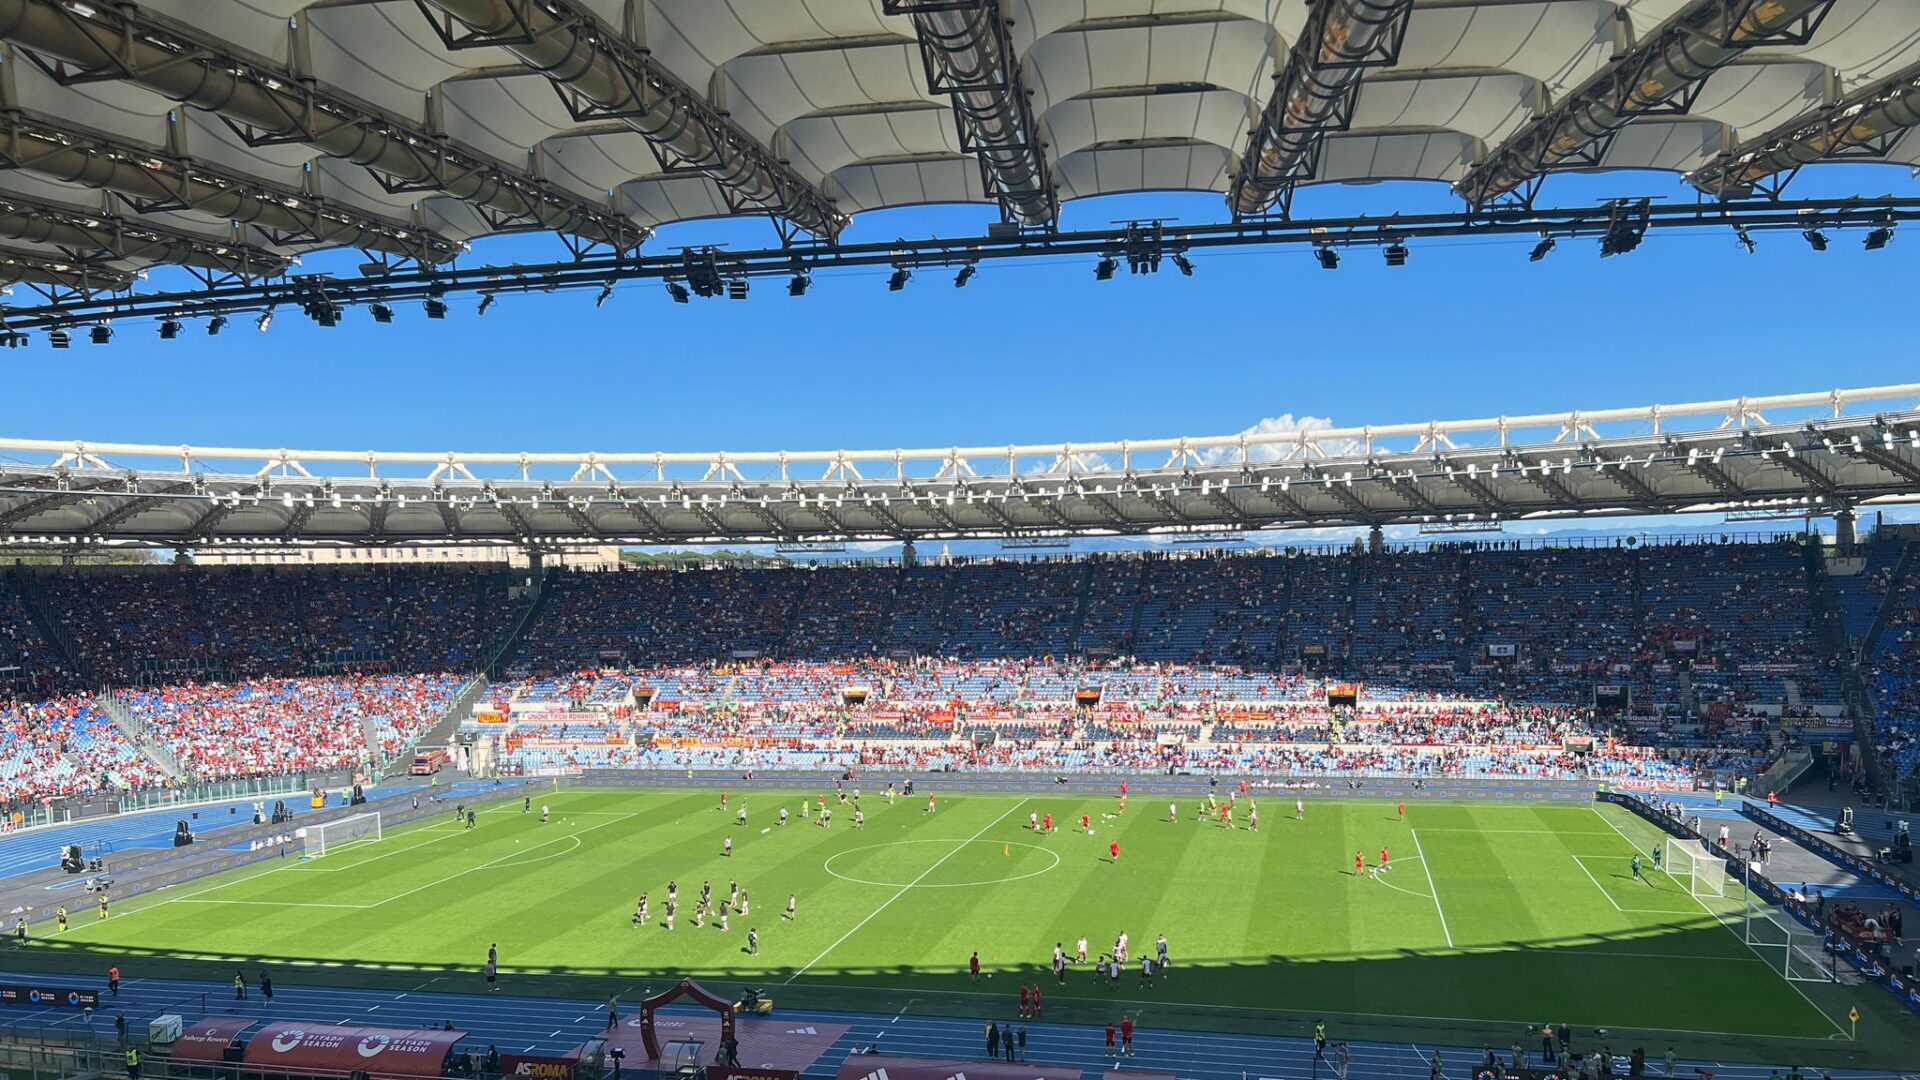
[0,781,504,881]
[0,970,1896,1080]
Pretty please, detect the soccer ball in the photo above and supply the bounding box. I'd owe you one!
[986,973,993,979]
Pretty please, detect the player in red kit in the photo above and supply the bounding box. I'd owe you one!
[1109,840,1120,864]
[1398,801,1406,822]
[1042,813,1052,834]
[1355,850,1365,876]
[1380,845,1390,873]
[1081,812,1091,833]
[1019,983,1031,1017]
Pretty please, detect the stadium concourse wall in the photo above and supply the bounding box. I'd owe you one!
[0,779,541,934]
[1602,793,1920,1015]
[564,769,1598,804]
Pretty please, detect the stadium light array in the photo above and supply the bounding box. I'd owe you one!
[256,309,273,332]
[594,283,614,307]
[158,319,181,340]
[48,329,68,349]
[477,293,495,315]
[207,315,227,335]
[1384,242,1408,267]
[1734,225,1756,254]
[90,324,111,345]
[954,264,977,288]
[787,256,811,296]
[1172,253,1194,276]
[1094,256,1117,280]
[10,197,1920,337]
[370,303,395,323]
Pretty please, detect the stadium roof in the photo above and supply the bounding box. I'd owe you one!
[0,0,1918,291]
[2,385,1918,549]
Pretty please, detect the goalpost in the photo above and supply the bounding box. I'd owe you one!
[300,812,382,859]
[1664,838,1726,898]
[1743,892,1838,984]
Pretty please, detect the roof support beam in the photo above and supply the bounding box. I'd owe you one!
[1080,491,1133,530]
[186,501,235,540]
[1321,479,1377,524]
[1772,446,1840,496]
[496,500,536,542]
[0,190,286,277]
[1593,455,1665,507]
[1229,0,1414,217]
[1456,0,1837,206]
[886,0,1055,226]
[0,243,130,291]
[0,105,461,262]
[413,0,845,239]
[1200,489,1248,526]
[613,497,669,539]
[1691,61,1920,197]
[1385,475,1445,516]
[0,0,644,253]
[0,479,112,528]
[906,487,963,533]
[1445,471,1513,518]
[1855,442,1920,486]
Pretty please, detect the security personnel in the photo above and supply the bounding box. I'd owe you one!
[1315,1022,1327,1058]
[125,1047,141,1080]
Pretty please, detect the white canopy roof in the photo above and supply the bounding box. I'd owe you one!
[0,0,1913,282]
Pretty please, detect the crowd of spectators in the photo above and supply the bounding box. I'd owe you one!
[122,673,462,780]
[478,658,1775,786]
[0,694,154,805]
[0,538,1873,803]
[33,566,517,684]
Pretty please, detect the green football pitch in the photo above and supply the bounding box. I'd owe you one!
[27,789,1870,1052]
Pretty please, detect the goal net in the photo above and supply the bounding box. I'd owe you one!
[301,812,381,859]
[1665,838,1726,898]
[1743,896,1837,983]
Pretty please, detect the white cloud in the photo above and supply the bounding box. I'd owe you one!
[1198,413,1364,465]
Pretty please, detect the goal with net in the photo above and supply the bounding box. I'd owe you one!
[300,812,382,859]
[1664,838,1726,898]
[1743,895,1838,983]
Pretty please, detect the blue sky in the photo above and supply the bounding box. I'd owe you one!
[0,166,1912,473]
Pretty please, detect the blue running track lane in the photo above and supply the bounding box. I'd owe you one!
[0,970,1895,1080]
[0,780,504,881]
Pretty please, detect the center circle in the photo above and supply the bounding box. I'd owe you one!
[823,839,1061,888]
